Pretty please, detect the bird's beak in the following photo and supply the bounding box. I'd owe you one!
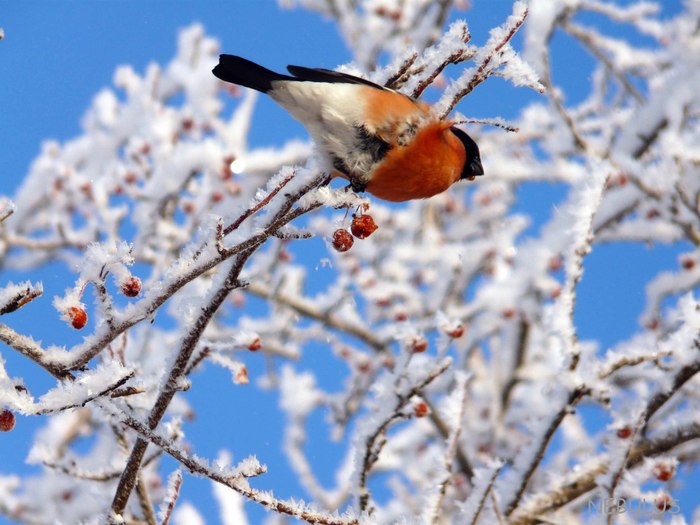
[470,157,484,176]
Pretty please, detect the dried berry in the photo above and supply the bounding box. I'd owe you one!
[408,335,428,353]
[681,257,695,270]
[655,493,674,512]
[332,229,354,252]
[653,463,674,482]
[67,306,88,330]
[548,256,563,273]
[502,308,517,319]
[121,276,142,298]
[351,214,378,239]
[616,426,632,439]
[235,366,249,385]
[394,311,408,322]
[0,409,16,432]
[446,323,465,338]
[646,208,660,220]
[414,401,429,417]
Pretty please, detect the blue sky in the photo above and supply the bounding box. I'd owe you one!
[0,1,691,523]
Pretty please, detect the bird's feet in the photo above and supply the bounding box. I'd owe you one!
[348,175,368,194]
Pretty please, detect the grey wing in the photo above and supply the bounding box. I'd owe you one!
[331,125,391,182]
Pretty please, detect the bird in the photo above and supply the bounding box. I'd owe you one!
[212,55,484,202]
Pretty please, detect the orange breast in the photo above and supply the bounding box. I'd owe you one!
[366,122,466,202]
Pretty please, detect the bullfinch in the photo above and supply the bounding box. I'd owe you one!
[212,55,484,202]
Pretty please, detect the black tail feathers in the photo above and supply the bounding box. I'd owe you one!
[212,55,293,93]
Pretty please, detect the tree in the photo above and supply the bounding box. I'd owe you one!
[1,1,699,523]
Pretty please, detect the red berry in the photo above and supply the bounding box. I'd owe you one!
[477,194,491,206]
[332,229,354,252]
[646,208,660,220]
[357,360,372,374]
[655,493,673,512]
[351,214,378,239]
[550,286,562,299]
[210,191,224,204]
[0,409,16,432]
[414,401,429,417]
[124,171,138,185]
[616,426,632,439]
[502,308,517,319]
[653,463,674,482]
[247,337,262,352]
[446,323,465,338]
[408,335,428,353]
[235,366,249,385]
[67,306,88,330]
[394,311,408,322]
[121,276,141,298]
[681,257,695,270]
[181,118,194,131]
[548,256,562,273]
[646,318,659,331]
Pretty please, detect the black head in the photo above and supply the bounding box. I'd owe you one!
[450,127,484,179]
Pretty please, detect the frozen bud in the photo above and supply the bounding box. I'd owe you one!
[66,306,88,330]
[332,229,354,252]
[0,409,16,432]
[351,214,378,239]
[408,335,428,353]
[247,337,262,352]
[120,276,142,298]
[616,426,632,439]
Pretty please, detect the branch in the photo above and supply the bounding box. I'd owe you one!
[358,358,452,512]
[508,419,700,525]
[109,404,357,525]
[245,281,387,351]
[110,250,254,516]
[503,386,588,516]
